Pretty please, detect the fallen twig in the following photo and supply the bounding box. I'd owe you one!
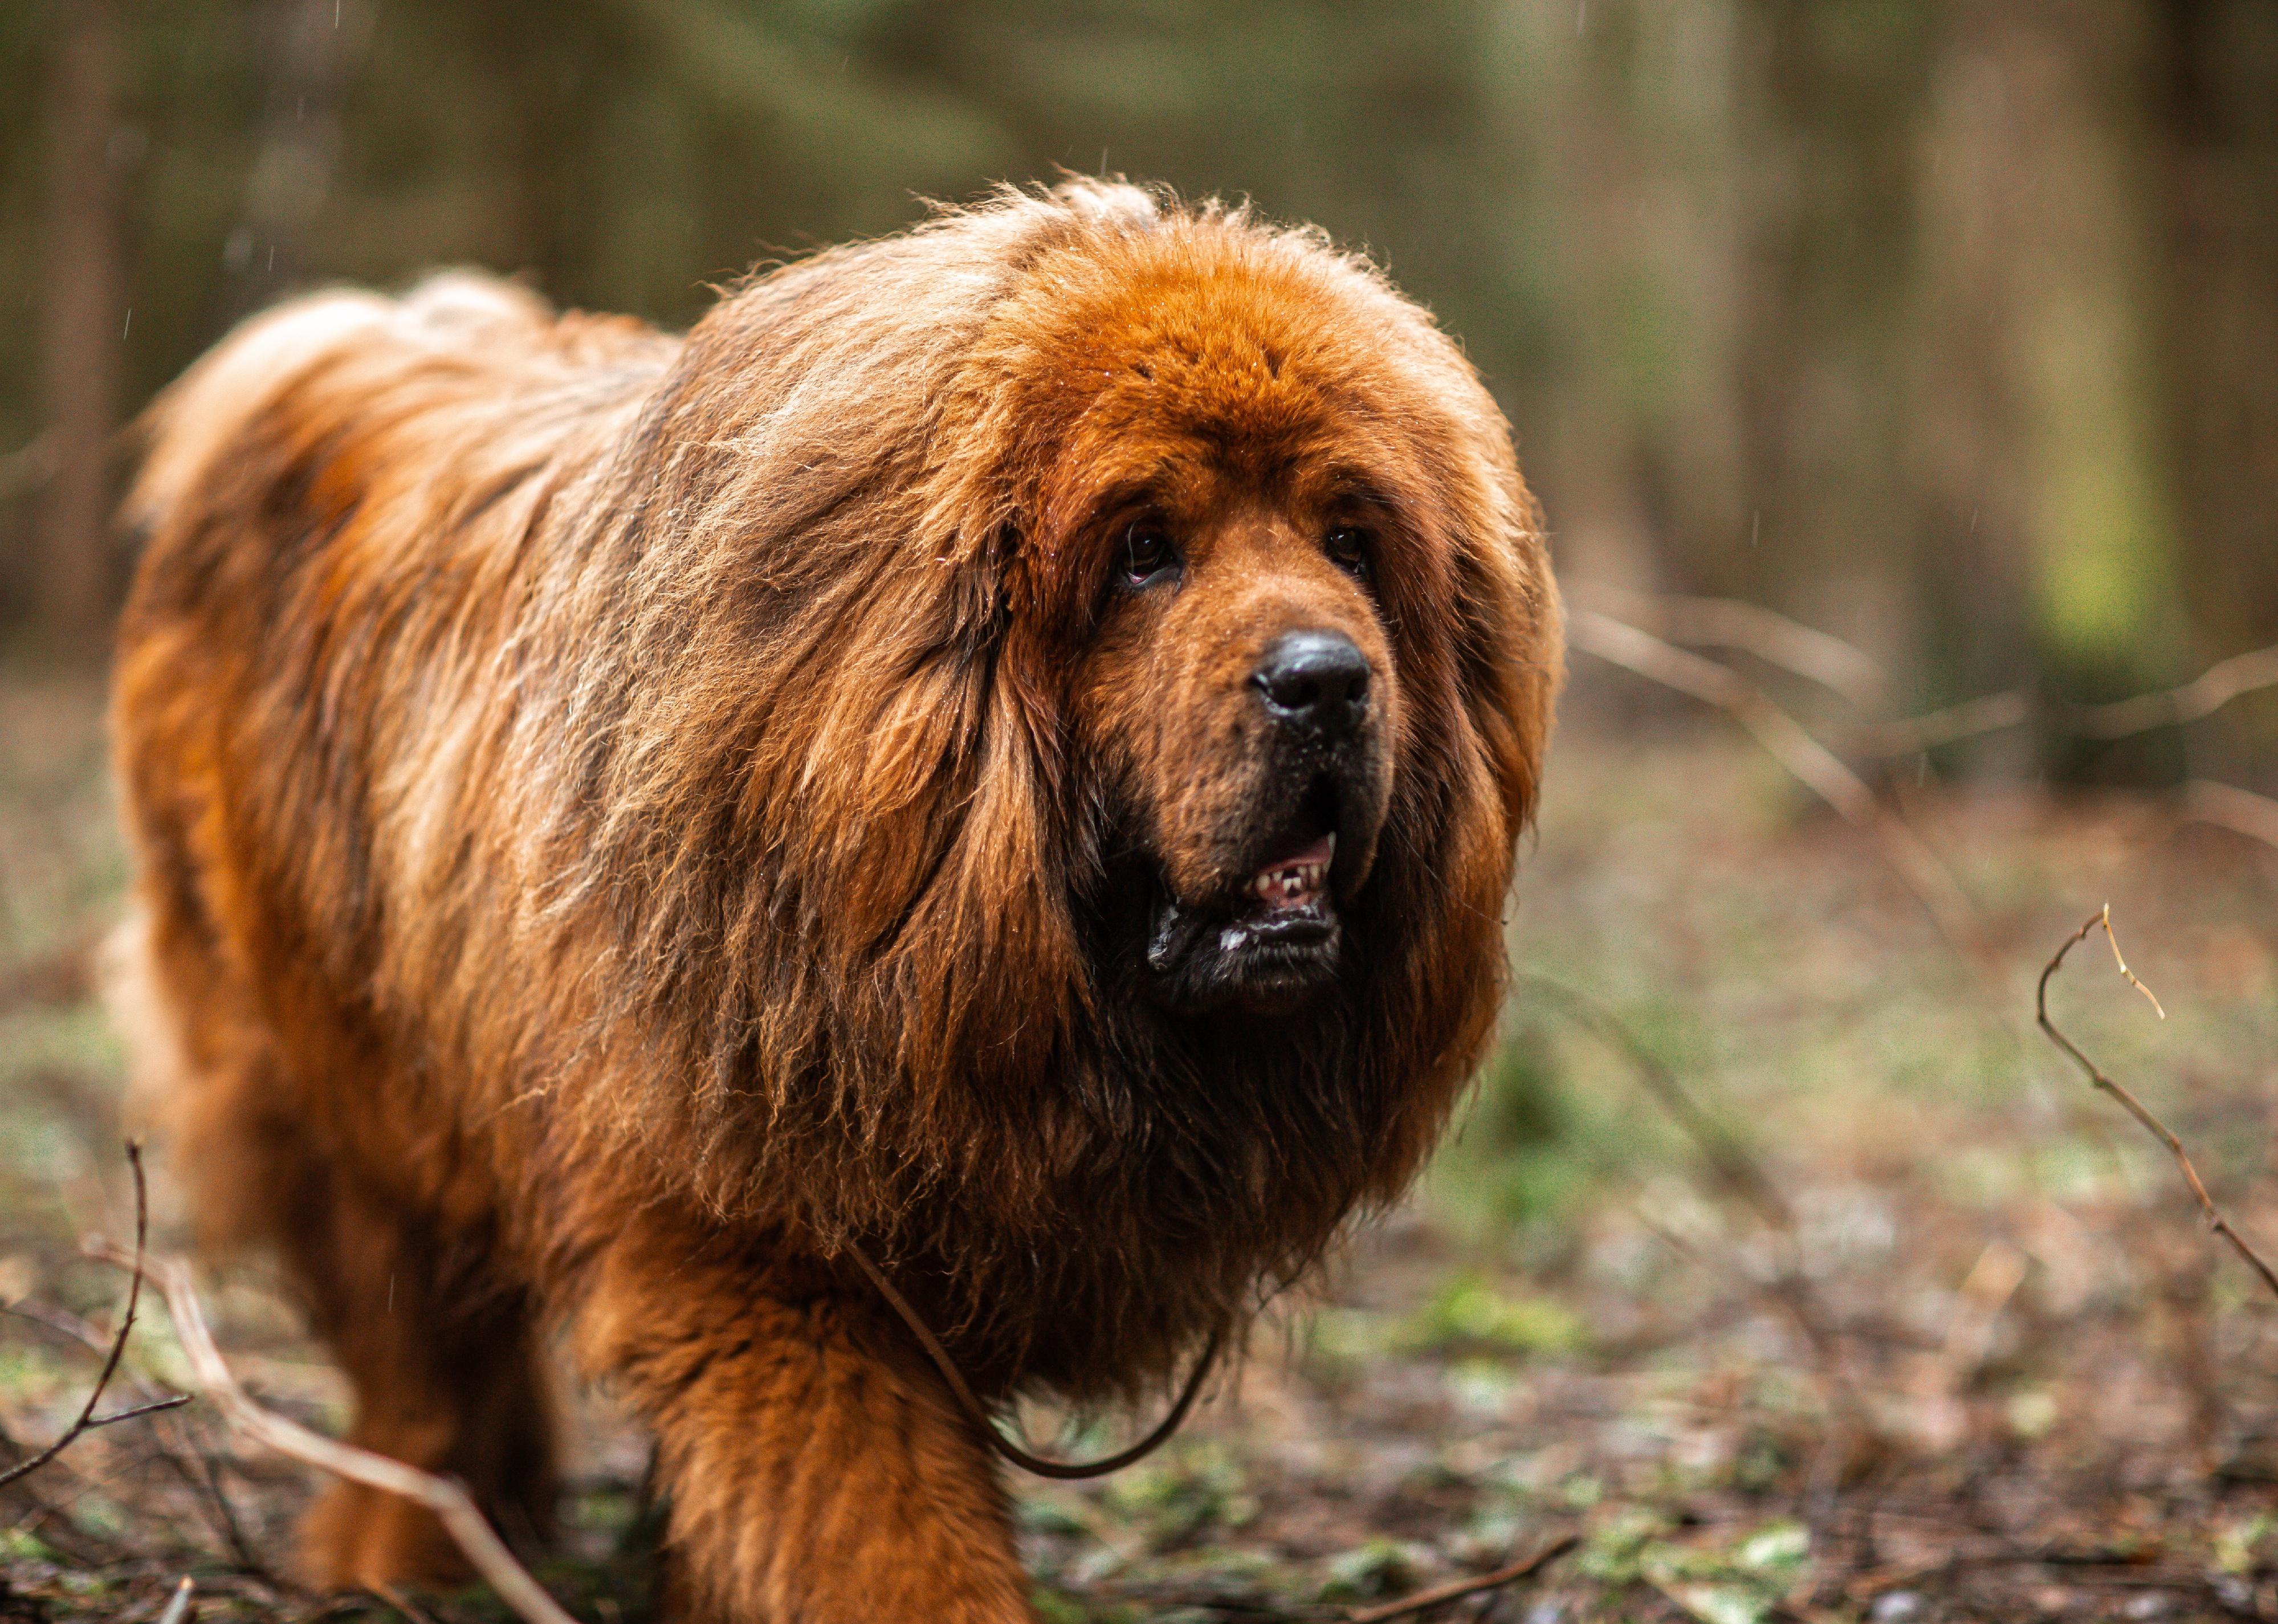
[1338,1533,1578,1623]
[83,1241,578,1624]
[1848,691,2036,758]
[0,431,58,503]
[2182,780,2278,856]
[1520,973,1795,1232]
[1572,586,1888,710]
[2,1297,267,1572]
[85,1394,193,1427]
[1568,609,1984,961]
[1849,643,2278,758]
[1117,1533,1579,1624]
[2071,645,2278,740]
[156,1576,195,1624]
[2036,905,2278,1303]
[0,1143,159,1490]
[1518,973,1871,1529]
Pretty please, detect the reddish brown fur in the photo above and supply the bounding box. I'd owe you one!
[109,183,1562,1622]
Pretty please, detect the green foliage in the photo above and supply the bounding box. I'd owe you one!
[1103,1443,1257,1545]
[1399,1273,1591,1358]
[1426,1024,1595,1237]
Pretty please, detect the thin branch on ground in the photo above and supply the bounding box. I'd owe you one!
[84,1394,193,1428]
[1848,644,2278,758]
[1520,973,1796,1233]
[0,431,58,503]
[1848,691,2037,758]
[0,1143,161,1490]
[0,1417,128,1565]
[2182,780,2278,856]
[1568,609,1984,961]
[2036,905,2278,1303]
[1338,1533,1579,1624]
[1121,1533,1579,1624]
[3,1296,268,1572]
[1571,585,1888,709]
[156,1577,197,1624]
[2070,646,2278,740]
[83,1239,580,1624]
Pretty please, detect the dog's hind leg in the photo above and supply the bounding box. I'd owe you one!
[280,1168,558,1594]
[578,1213,1033,1624]
[119,909,556,1593]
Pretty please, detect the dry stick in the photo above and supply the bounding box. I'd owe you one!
[1849,691,2037,758]
[1520,974,1795,1233]
[2036,905,2278,1303]
[2182,780,2278,856]
[82,1242,580,1624]
[1571,585,1888,710]
[1568,610,1984,962]
[0,1142,158,1490]
[3,1297,266,1571]
[1134,1533,1578,1624]
[0,1176,252,1569]
[1,1302,191,1424]
[1336,1533,1579,1624]
[2072,645,2278,739]
[155,1577,195,1624]
[1851,640,2278,758]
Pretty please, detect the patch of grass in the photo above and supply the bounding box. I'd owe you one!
[1397,1274,1591,1360]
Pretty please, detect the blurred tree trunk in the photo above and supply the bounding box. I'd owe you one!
[37,0,124,660]
[1727,5,1935,682]
[1914,0,2187,780]
[2002,0,2183,715]
[2156,0,2278,746]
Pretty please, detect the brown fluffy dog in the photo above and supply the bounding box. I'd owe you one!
[110,182,1561,1622]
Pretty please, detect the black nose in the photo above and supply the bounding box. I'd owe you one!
[1252,631,1372,738]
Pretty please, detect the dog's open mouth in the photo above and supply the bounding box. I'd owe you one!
[1248,831,1334,912]
[1147,801,1352,1015]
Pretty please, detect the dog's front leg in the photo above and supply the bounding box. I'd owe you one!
[579,1223,1034,1624]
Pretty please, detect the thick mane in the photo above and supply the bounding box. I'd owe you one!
[121,183,1559,1403]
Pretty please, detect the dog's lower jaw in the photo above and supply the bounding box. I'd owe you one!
[1145,884,1344,1015]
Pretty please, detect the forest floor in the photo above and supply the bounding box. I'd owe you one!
[5,671,2278,1623]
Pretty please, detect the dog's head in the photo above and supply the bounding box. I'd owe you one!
[943,189,1561,1020]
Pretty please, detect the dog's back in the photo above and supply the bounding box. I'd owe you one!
[112,271,671,1195]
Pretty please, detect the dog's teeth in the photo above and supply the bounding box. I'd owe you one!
[1252,863,1325,905]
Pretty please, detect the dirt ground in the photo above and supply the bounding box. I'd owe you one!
[5,671,2278,1623]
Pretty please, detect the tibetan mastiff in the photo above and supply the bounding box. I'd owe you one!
[111,182,1562,1622]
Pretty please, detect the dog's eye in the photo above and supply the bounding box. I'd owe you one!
[1325,525,1371,577]
[1121,524,1179,587]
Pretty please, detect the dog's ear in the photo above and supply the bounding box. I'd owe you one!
[1448,473,1563,849]
[779,524,1082,1095]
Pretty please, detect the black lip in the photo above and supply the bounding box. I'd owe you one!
[1144,883,1343,1015]
[1137,746,1384,1016]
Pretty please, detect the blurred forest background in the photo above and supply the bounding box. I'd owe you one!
[3,0,2277,778]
